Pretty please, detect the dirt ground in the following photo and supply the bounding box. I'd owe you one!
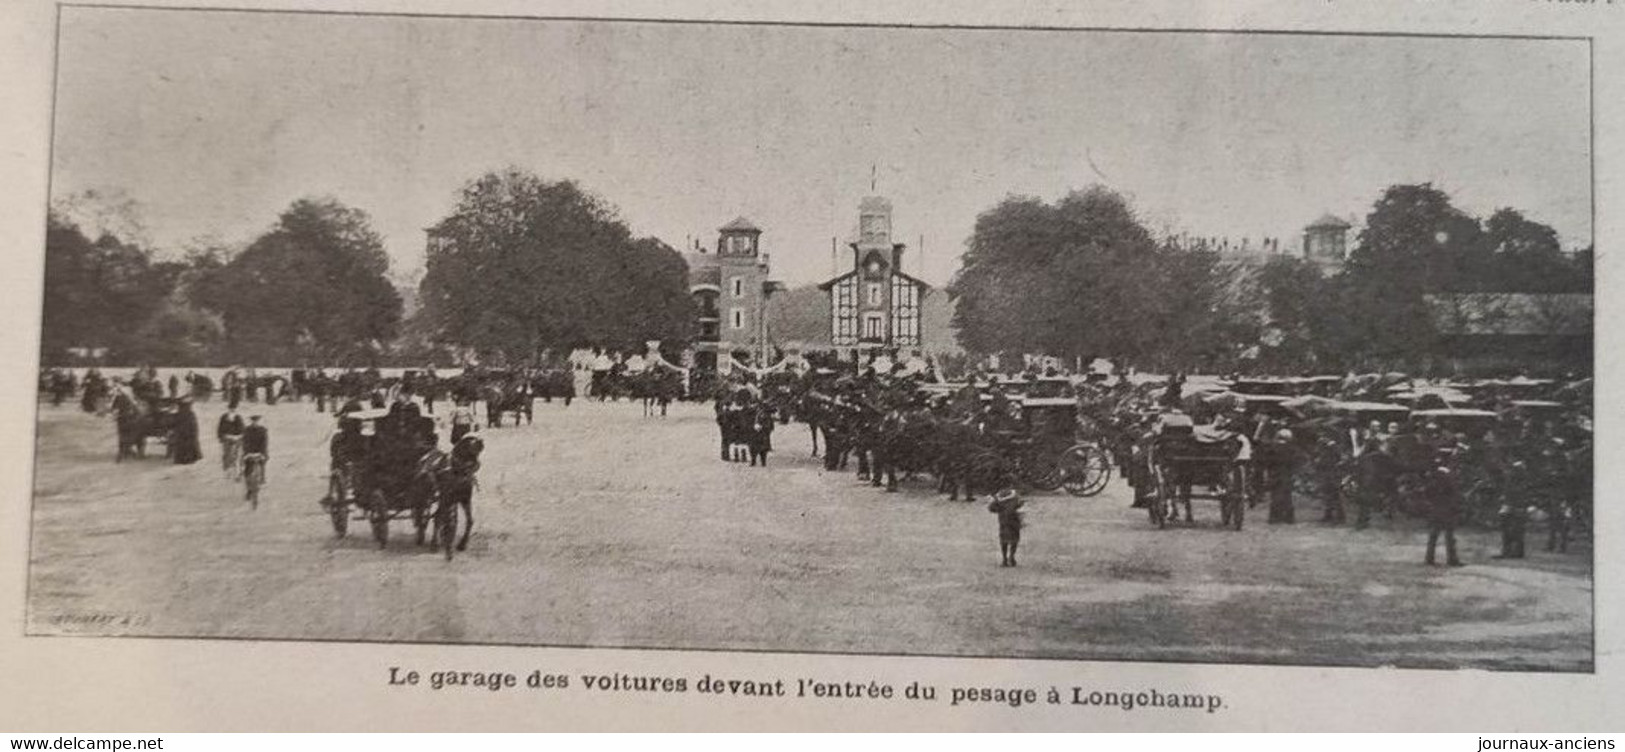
[25,397,1593,671]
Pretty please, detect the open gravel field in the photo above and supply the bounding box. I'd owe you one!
[26,397,1593,671]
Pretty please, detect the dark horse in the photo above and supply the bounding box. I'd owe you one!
[482,381,533,428]
[637,369,684,417]
[112,393,167,461]
[430,434,484,555]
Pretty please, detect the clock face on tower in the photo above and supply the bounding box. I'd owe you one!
[860,215,886,241]
[863,255,886,279]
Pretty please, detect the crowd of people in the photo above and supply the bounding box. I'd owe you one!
[41,354,1594,567]
[693,354,1592,568]
[1099,373,1593,563]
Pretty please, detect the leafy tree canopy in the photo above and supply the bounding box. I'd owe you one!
[192,197,402,365]
[417,168,694,362]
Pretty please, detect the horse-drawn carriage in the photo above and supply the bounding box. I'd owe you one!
[1010,395,1114,497]
[112,392,184,461]
[932,382,1112,498]
[321,406,482,560]
[1137,413,1250,530]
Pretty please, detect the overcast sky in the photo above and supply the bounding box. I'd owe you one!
[51,8,1590,287]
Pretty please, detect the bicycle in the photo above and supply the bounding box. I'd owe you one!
[242,452,266,509]
[220,435,243,480]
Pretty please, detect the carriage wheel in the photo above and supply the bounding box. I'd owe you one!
[1228,466,1247,531]
[326,473,349,538]
[1060,445,1113,497]
[1149,466,1169,529]
[1021,446,1064,492]
[412,504,429,546]
[368,490,390,548]
[964,447,1006,500]
[438,502,458,562]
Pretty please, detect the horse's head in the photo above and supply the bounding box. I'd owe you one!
[453,434,485,463]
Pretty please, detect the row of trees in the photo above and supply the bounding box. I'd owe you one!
[949,183,1592,374]
[43,173,1590,374]
[44,197,406,366]
[41,170,697,367]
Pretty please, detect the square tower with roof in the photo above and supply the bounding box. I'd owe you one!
[1303,213,1353,268]
[819,195,930,356]
[683,217,784,371]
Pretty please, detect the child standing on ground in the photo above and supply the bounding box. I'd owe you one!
[988,487,1025,567]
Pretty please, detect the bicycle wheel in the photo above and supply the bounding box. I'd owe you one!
[245,460,263,509]
[326,472,349,537]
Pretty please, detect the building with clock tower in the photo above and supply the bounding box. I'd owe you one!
[819,195,930,358]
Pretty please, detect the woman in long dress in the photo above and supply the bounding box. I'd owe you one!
[171,399,203,465]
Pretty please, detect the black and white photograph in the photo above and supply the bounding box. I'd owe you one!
[27,7,1594,674]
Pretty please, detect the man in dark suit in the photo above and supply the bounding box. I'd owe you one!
[240,415,270,502]
[1424,461,1464,567]
[217,406,246,479]
[243,415,269,457]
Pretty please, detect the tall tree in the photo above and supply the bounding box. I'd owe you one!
[1340,184,1485,366]
[417,168,694,362]
[950,186,1165,365]
[40,211,177,363]
[192,198,402,365]
[1252,255,1365,372]
[1483,208,1584,293]
[1150,240,1262,372]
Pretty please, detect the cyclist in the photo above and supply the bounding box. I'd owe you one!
[217,405,246,480]
[241,415,270,507]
